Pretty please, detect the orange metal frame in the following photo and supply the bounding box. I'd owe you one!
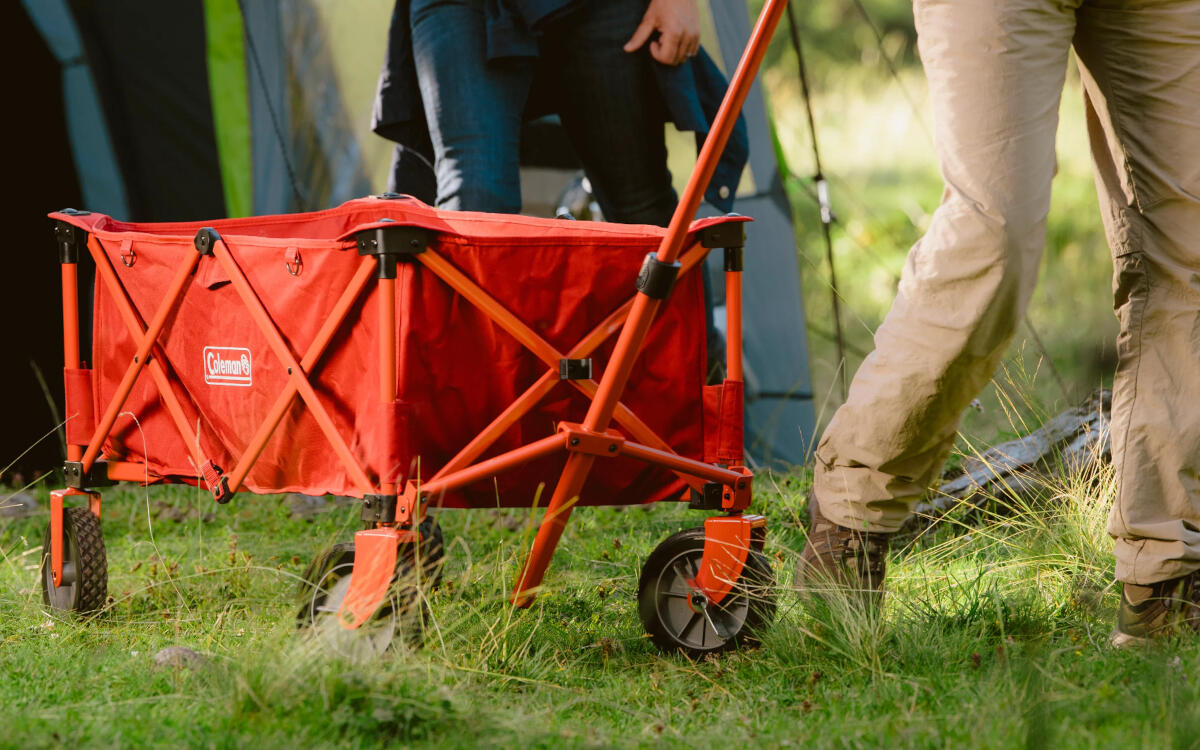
[51,0,791,626]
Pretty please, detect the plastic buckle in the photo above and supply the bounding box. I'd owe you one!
[201,460,233,504]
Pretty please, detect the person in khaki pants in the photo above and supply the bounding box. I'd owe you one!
[796,0,1200,644]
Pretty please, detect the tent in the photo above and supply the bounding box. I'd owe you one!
[6,0,813,479]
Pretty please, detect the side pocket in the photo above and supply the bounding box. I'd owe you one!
[1109,250,1149,535]
[1112,251,1148,374]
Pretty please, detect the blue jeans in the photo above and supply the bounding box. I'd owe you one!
[406,0,677,225]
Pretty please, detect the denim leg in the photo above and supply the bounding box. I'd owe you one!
[409,0,533,212]
[387,143,438,204]
[540,0,678,227]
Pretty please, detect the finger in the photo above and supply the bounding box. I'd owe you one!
[684,35,700,60]
[652,31,683,65]
[623,18,656,52]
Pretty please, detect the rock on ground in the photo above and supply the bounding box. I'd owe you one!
[154,646,206,669]
[0,491,40,519]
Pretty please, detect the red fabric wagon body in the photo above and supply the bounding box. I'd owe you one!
[53,197,743,510]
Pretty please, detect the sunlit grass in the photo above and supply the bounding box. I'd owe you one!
[5,397,1200,749]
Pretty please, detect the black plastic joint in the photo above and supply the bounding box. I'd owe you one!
[194,227,221,255]
[355,225,432,257]
[63,460,116,490]
[361,493,398,524]
[724,246,744,272]
[355,224,434,279]
[635,253,681,300]
[54,220,84,264]
[687,482,725,511]
[559,358,592,380]
[698,218,745,250]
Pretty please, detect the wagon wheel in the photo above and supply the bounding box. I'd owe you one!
[41,506,108,614]
[637,526,774,656]
[297,518,443,657]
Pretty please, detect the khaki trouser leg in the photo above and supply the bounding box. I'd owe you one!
[815,0,1078,532]
[1073,1,1200,585]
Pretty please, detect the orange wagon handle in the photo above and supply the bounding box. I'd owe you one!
[512,0,791,606]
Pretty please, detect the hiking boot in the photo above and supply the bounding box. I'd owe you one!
[795,497,892,605]
[1111,572,1200,647]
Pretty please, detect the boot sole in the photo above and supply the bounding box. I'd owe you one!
[1109,629,1148,648]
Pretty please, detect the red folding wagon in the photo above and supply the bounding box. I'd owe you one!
[40,0,792,655]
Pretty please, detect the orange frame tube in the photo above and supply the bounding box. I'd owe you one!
[726,269,744,383]
[421,434,565,499]
[61,264,83,463]
[512,0,789,606]
[378,273,399,496]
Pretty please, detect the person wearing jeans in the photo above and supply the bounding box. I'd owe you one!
[398,0,698,224]
[796,0,1200,645]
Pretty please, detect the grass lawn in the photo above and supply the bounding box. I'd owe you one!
[4,457,1198,749]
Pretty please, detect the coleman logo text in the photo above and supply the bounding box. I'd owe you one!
[203,347,252,386]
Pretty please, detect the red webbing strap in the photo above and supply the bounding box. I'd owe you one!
[702,379,745,465]
[363,400,410,486]
[718,379,745,464]
[63,368,95,446]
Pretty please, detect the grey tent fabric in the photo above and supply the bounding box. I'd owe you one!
[277,2,373,210]
[22,0,129,218]
[241,1,373,213]
[239,1,293,215]
[706,3,816,468]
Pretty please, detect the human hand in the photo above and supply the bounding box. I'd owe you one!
[623,0,700,66]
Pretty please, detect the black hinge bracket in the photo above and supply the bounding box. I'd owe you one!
[724,246,744,272]
[362,493,399,524]
[355,223,435,279]
[687,482,725,510]
[54,219,85,264]
[63,460,117,490]
[194,227,221,256]
[698,218,745,250]
[559,358,593,380]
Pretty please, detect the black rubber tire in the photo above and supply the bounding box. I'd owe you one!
[41,506,108,615]
[637,526,775,656]
[296,517,444,652]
